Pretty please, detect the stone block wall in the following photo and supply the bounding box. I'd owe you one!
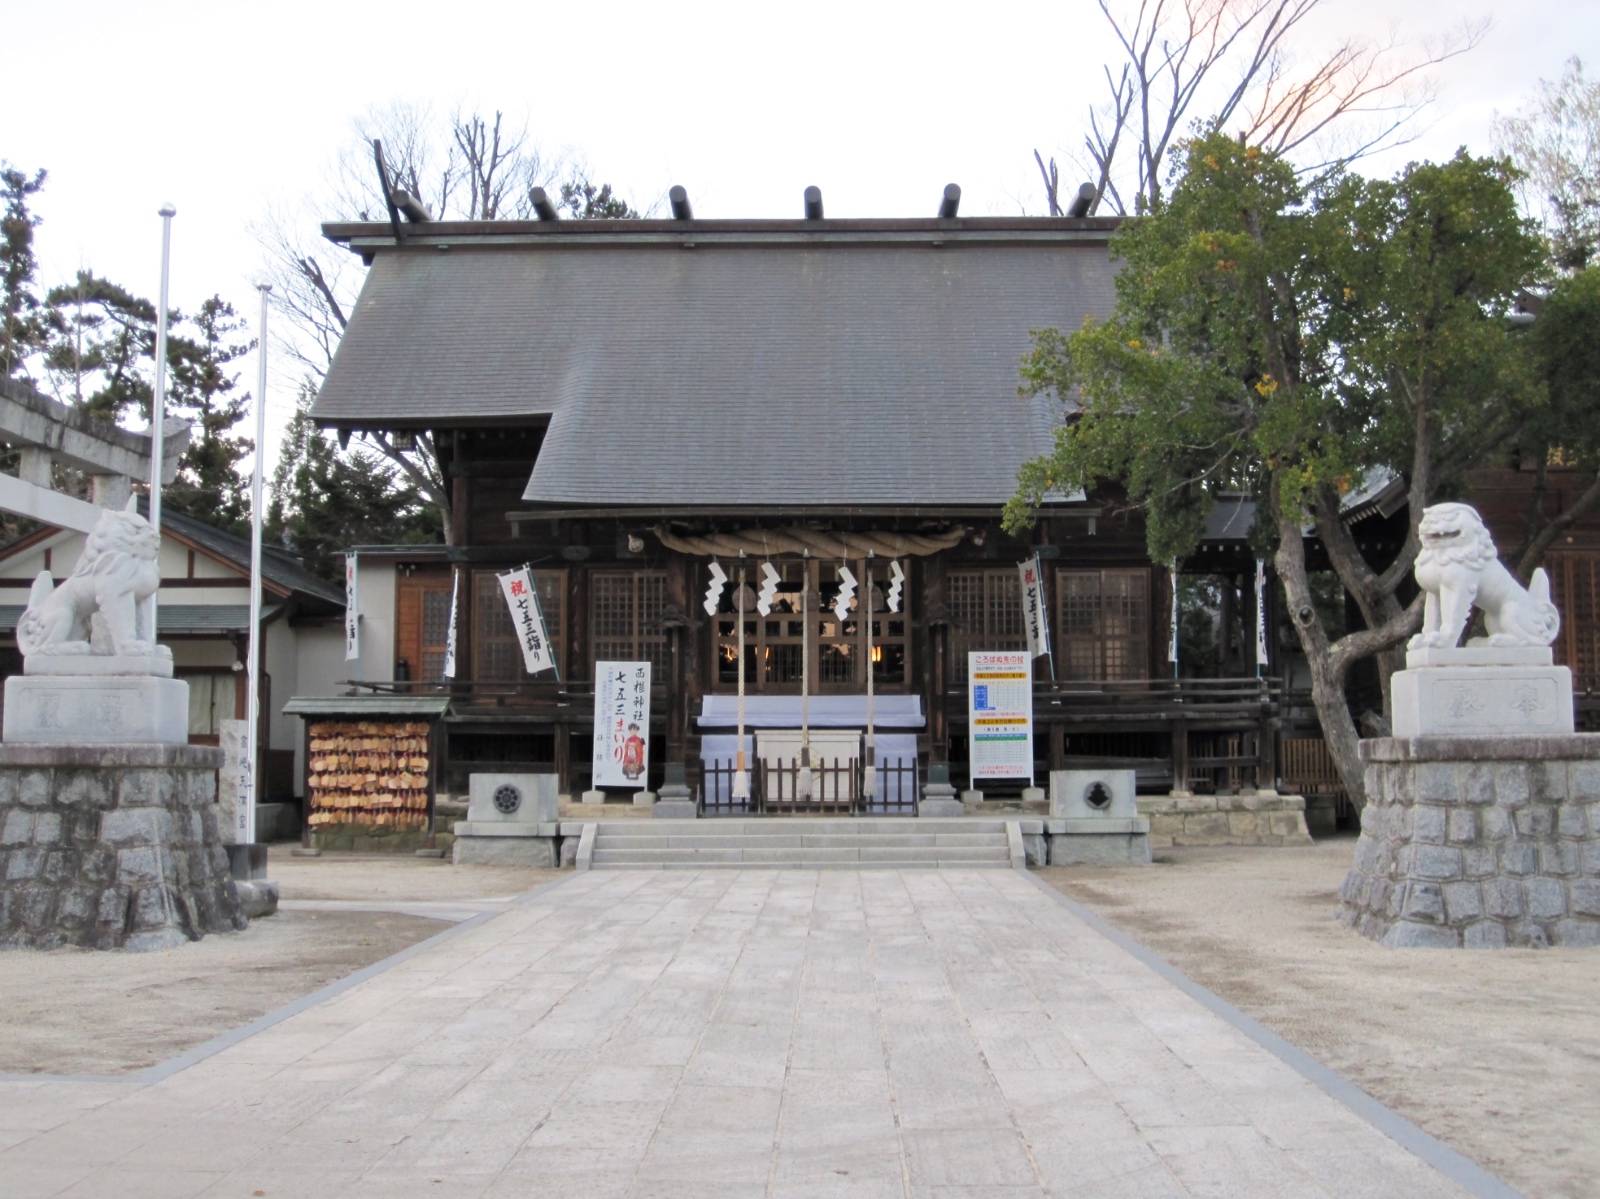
[1137,793,1313,849]
[1339,735,1600,948]
[0,744,245,951]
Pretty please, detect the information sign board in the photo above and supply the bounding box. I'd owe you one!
[968,650,1034,783]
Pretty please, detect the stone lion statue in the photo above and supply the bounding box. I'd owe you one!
[16,497,168,659]
[1409,502,1560,650]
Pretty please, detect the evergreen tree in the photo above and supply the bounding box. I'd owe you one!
[40,272,157,424]
[1,162,46,378]
[268,387,442,581]
[164,296,255,534]
[558,175,639,219]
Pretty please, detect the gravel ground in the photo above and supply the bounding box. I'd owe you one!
[0,853,560,1077]
[1038,838,1600,1199]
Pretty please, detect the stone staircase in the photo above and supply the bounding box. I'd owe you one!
[582,818,1018,870]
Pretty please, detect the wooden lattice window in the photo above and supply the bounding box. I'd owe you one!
[1547,552,1600,693]
[591,571,668,675]
[947,569,1024,683]
[1057,568,1149,681]
[472,569,565,681]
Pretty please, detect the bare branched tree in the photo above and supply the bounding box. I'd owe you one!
[254,103,571,544]
[1044,0,1484,216]
[1494,57,1600,273]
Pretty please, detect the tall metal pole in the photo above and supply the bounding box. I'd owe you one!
[243,283,271,845]
[149,204,175,631]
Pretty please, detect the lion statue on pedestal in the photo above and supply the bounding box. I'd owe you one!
[15,497,168,659]
[1409,502,1560,650]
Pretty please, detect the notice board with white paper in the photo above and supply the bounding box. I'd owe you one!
[968,650,1034,784]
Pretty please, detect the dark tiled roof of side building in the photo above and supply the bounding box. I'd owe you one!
[148,502,344,606]
[312,219,1119,508]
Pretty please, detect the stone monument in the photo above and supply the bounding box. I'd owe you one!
[1046,768,1152,864]
[452,773,561,866]
[0,501,245,949]
[1339,503,1600,947]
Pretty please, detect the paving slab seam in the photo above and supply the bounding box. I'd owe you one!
[0,874,581,1089]
[1020,869,1525,1199]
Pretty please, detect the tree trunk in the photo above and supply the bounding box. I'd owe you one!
[1273,505,1371,809]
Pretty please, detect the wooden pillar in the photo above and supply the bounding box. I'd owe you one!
[1170,718,1191,796]
[1049,720,1065,772]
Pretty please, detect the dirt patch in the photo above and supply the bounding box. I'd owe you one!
[1038,840,1600,1199]
[0,909,446,1076]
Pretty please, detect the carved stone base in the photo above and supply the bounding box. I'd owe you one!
[3,675,189,744]
[1391,666,1574,738]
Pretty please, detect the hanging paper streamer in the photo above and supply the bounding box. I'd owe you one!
[833,565,857,622]
[756,562,780,616]
[703,561,728,615]
[886,560,904,613]
[1255,559,1269,671]
[1169,567,1180,672]
[442,569,459,679]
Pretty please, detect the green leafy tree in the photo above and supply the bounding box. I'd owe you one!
[1513,268,1600,575]
[1006,132,1542,806]
[1,163,46,378]
[268,388,442,581]
[164,296,256,533]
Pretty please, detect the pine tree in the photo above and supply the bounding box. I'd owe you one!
[41,272,157,424]
[164,296,255,534]
[1,162,46,378]
[268,387,442,581]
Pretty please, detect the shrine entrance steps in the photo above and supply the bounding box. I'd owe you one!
[587,817,1012,870]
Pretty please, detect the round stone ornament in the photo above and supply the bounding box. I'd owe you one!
[1084,781,1113,810]
[493,784,523,815]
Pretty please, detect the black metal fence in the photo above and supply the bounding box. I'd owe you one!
[695,753,919,817]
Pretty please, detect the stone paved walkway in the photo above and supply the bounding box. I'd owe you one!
[0,870,1489,1198]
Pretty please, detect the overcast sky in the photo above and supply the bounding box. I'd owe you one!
[3,0,1594,470]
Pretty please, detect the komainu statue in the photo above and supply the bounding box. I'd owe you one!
[15,496,168,660]
[1409,502,1560,649]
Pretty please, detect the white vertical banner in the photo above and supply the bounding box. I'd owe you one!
[344,553,359,661]
[594,661,652,788]
[499,567,556,674]
[443,569,460,679]
[1017,555,1051,660]
[1255,559,1269,671]
[1168,567,1180,670]
[968,650,1034,784]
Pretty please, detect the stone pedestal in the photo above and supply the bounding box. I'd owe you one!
[1046,769,1150,864]
[452,773,562,866]
[1391,646,1574,738]
[0,743,245,951]
[3,675,189,744]
[1339,735,1600,948]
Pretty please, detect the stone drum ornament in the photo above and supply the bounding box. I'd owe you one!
[3,497,189,743]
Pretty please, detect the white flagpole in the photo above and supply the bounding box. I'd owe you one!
[862,555,876,800]
[733,560,750,800]
[148,204,175,633]
[242,282,270,846]
[799,552,813,800]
